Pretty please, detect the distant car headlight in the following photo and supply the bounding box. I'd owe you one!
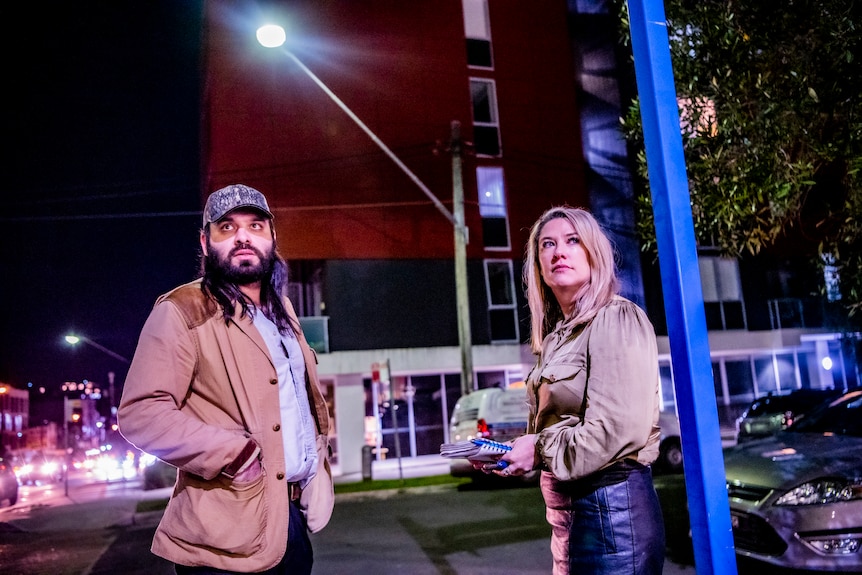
[775,477,862,506]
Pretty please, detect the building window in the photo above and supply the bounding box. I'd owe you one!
[699,255,746,330]
[477,166,510,249]
[462,0,493,68]
[287,260,324,317]
[484,259,519,343]
[288,260,328,353]
[470,79,501,157]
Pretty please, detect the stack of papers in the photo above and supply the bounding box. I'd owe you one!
[439,438,512,462]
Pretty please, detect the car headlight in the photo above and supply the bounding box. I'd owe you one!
[776,477,862,506]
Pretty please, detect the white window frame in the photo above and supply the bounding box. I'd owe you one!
[698,254,747,330]
[470,78,501,157]
[483,258,519,343]
[476,166,510,250]
[462,0,493,69]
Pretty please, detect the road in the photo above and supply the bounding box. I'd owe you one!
[312,482,554,574]
[0,471,156,575]
[0,470,706,575]
[4,472,141,511]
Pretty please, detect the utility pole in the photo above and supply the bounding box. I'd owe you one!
[450,121,474,397]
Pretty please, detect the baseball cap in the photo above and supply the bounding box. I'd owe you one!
[203,184,274,226]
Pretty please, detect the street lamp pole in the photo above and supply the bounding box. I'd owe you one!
[64,335,130,365]
[256,24,474,395]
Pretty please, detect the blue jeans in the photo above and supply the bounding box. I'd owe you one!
[541,461,665,575]
[174,499,313,575]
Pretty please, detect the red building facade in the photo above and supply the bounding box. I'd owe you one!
[201,0,593,473]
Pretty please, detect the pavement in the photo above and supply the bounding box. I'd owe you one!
[0,456,697,575]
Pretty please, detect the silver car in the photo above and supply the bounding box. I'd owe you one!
[723,389,862,572]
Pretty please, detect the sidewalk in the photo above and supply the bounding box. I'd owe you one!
[333,453,452,484]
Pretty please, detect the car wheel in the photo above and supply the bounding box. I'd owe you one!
[659,437,683,473]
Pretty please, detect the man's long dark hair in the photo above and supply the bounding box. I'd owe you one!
[199,226,299,336]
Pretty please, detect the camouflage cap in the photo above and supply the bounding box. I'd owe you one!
[203,184,274,226]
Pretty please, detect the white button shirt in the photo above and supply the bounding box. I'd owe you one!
[253,311,318,486]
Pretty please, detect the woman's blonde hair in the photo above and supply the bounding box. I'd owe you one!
[523,206,619,353]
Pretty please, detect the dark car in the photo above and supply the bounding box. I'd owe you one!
[723,389,862,572]
[735,388,841,443]
[0,456,19,507]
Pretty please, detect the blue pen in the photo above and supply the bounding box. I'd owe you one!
[495,460,509,469]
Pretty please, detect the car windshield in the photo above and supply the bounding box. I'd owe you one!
[787,392,862,437]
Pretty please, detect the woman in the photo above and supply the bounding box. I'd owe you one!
[498,206,665,574]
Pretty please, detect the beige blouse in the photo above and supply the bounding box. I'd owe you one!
[526,296,661,482]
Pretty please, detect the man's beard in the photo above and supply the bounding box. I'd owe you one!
[205,241,276,285]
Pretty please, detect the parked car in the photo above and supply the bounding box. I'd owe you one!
[447,386,533,482]
[658,409,684,473]
[723,389,862,572]
[0,456,19,507]
[735,388,842,444]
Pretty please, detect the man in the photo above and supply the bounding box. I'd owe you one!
[119,184,333,575]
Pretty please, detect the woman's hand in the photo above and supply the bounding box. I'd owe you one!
[494,434,539,477]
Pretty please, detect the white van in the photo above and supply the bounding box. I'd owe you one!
[447,386,530,479]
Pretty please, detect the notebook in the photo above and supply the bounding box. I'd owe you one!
[439,438,512,462]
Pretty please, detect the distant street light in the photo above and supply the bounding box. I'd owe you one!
[255,23,475,395]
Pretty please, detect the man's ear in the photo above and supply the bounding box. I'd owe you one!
[199,231,208,255]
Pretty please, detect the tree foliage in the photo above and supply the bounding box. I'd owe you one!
[616,0,862,313]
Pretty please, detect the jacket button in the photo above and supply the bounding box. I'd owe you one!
[276,472,285,480]
[273,424,281,432]
[270,378,278,385]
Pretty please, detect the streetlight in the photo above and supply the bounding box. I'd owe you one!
[64,334,130,365]
[256,23,475,395]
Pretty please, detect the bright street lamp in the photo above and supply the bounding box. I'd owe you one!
[255,23,474,395]
[64,334,130,364]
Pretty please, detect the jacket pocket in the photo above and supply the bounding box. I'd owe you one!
[538,361,582,385]
[161,470,267,556]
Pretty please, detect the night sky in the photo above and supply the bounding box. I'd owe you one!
[2,2,205,416]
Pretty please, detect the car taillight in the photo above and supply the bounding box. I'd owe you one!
[477,418,489,438]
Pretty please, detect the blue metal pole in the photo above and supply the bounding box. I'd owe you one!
[625,1,738,574]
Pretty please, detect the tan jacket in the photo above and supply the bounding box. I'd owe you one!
[118,280,334,571]
[526,296,661,481]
